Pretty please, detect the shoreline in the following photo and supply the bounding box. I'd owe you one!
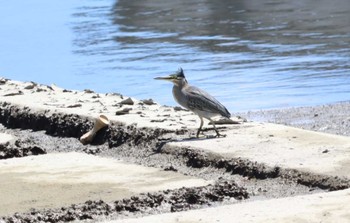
[238,101,350,136]
[1,77,350,222]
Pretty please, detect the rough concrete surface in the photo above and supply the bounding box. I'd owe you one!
[0,152,209,216]
[1,78,350,222]
[113,188,350,223]
[167,122,350,177]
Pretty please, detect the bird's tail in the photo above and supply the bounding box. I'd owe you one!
[222,107,231,118]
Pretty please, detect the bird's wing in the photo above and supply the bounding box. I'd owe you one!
[185,85,231,118]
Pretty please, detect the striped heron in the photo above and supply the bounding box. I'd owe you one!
[155,68,231,137]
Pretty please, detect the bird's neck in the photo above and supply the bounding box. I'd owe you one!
[176,78,188,88]
[172,84,188,109]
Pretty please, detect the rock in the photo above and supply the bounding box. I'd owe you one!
[164,166,178,172]
[0,78,8,85]
[24,82,37,90]
[120,97,134,105]
[66,104,82,108]
[116,107,132,115]
[106,92,123,97]
[3,91,23,96]
[141,99,156,105]
[84,89,95,93]
[36,87,47,92]
[151,119,166,123]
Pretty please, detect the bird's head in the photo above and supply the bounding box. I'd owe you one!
[154,68,187,86]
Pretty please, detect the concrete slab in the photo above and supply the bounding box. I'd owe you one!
[0,152,209,216]
[2,79,350,222]
[2,81,349,178]
[0,79,210,130]
[0,133,15,144]
[168,122,350,177]
[112,188,350,223]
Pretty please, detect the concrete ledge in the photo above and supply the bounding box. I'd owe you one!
[113,188,350,223]
[168,122,350,178]
[0,152,209,216]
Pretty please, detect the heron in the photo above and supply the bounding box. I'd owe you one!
[154,68,231,138]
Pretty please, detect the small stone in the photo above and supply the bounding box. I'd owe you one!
[116,107,132,115]
[164,166,178,172]
[120,97,134,105]
[84,89,95,93]
[141,99,156,105]
[46,85,54,91]
[150,119,166,123]
[106,92,122,97]
[66,104,82,108]
[36,87,47,92]
[0,78,8,85]
[3,91,23,96]
[24,82,37,89]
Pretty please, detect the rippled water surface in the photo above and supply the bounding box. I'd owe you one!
[1,0,349,111]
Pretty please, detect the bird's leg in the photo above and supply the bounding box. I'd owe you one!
[208,118,226,138]
[196,117,204,138]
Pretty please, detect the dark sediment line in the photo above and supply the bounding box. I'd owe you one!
[158,143,350,191]
[0,101,169,148]
[0,139,46,159]
[1,181,248,222]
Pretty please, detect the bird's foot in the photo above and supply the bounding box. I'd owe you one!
[195,134,224,139]
[196,133,207,138]
[215,132,226,138]
[196,129,204,138]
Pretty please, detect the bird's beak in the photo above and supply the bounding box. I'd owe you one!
[154,75,174,81]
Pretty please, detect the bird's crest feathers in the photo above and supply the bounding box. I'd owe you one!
[176,68,185,78]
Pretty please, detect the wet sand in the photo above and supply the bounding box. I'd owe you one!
[240,101,350,136]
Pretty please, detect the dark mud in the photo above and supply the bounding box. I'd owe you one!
[1,101,350,222]
[0,139,46,159]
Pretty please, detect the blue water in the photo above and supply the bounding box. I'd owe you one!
[1,0,349,112]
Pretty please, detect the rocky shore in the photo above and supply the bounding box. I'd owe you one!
[0,77,350,223]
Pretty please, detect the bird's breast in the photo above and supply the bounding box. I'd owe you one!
[172,86,189,109]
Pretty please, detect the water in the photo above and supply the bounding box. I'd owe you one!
[0,0,349,112]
